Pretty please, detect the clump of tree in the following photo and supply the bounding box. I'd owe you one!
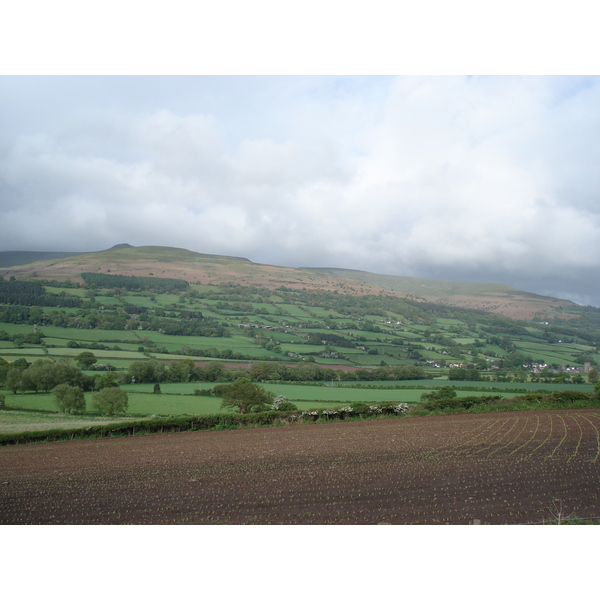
[4,359,92,394]
[213,378,275,414]
[0,279,82,307]
[81,272,189,293]
[52,384,86,414]
[92,387,128,415]
[448,367,481,381]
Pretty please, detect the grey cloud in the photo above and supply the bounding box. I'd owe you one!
[1,76,600,306]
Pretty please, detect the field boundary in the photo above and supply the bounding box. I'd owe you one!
[3,396,600,446]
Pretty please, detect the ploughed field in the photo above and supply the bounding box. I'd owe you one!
[1,408,599,525]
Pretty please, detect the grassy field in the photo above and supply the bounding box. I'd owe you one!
[1,378,523,434]
[0,410,146,434]
[2,274,600,382]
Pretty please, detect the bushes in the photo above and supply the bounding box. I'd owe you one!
[419,388,597,413]
[271,396,298,412]
[303,402,410,421]
[193,388,212,396]
[421,395,502,411]
[548,391,592,404]
[0,402,413,446]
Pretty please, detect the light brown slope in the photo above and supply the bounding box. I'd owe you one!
[0,245,575,320]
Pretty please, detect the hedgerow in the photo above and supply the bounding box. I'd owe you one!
[0,401,414,445]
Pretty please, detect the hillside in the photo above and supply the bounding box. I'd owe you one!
[306,267,574,320]
[0,244,575,320]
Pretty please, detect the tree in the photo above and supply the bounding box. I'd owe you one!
[5,368,27,394]
[215,377,275,414]
[420,385,457,401]
[52,384,85,414]
[92,387,128,415]
[75,351,97,369]
[128,359,166,383]
[93,371,120,391]
[588,368,599,384]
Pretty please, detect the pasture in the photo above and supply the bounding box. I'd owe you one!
[0,378,588,434]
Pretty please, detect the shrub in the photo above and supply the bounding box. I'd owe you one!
[275,401,298,411]
[350,402,370,415]
[549,391,592,404]
[421,395,502,412]
[271,396,298,411]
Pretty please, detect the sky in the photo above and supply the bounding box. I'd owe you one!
[1,5,600,307]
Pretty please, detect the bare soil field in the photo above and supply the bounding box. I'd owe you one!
[1,408,599,525]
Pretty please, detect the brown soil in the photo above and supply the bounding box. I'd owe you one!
[1,408,599,525]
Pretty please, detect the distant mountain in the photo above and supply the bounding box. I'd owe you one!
[0,250,88,268]
[0,244,133,268]
[0,244,576,320]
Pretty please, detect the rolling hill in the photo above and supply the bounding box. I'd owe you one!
[0,244,576,320]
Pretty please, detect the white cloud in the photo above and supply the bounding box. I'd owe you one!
[1,76,600,304]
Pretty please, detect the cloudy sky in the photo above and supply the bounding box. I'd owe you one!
[1,75,600,305]
[1,2,599,307]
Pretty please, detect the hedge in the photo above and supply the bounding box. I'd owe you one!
[0,402,413,445]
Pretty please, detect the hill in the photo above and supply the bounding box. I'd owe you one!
[0,244,575,320]
[306,267,573,320]
[0,250,87,268]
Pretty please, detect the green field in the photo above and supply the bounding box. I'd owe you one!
[2,273,600,377]
[2,379,519,424]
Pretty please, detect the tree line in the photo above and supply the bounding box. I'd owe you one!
[125,359,427,384]
[81,272,189,293]
[0,304,226,338]
[0,280,82,308]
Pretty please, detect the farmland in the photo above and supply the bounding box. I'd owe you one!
[2,274,600,377]
[1,407,598,524]
[2,253,600,526]
[3,264,600,438]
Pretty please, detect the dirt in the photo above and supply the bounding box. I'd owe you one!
[1,408,599,525]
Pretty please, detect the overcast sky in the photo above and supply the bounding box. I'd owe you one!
[2,75,600,305]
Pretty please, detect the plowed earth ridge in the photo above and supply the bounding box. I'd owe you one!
[1,408,599,524]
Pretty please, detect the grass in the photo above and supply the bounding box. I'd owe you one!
[0,409,145,434]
